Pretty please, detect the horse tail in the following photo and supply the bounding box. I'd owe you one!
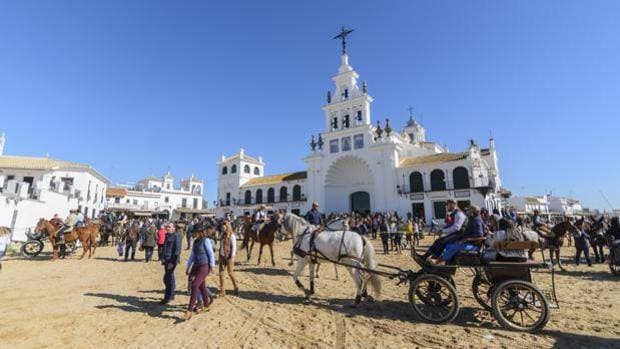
[361,236,381,299]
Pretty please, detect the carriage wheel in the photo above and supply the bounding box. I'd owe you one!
[471,275,493,311]
[491,280,550,332]
[21,241,44,258]
[408,274,459,324]
[610,262,620,276]
[65,241,77,255]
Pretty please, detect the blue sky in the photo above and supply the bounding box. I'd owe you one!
[1,1,618,210]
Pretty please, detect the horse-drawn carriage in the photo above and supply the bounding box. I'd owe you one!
[21,228,77,258]
[280,213,558,333]
[405,241,558,332]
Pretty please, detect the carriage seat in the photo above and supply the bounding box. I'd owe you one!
[494,241,539,251]
[485,260,547,268]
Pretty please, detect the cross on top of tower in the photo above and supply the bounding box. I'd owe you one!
[333,26,354,55]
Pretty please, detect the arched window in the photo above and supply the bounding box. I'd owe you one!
[267,188,275,203]
[292,185,302,201]
[221,166,228,175]
[244,190,252,205]
[255,189,263,204]
[430,169,446,191]
[231,164,237,174]
[409,172,424,193]
[254,167,260,175]
[279,186,288,202]
[452,167,470,189]
[244,165,250,174]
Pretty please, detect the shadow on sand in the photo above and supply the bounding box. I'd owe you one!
[236,267,291,277]
[231,289,498,331]
[542,329,619,349]
[84,292,186,323]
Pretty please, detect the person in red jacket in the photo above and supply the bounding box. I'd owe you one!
[156,224,167,261]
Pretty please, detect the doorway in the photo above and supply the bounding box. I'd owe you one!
[350,191,370,215]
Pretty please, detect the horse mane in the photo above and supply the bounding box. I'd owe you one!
[284,213,313,237]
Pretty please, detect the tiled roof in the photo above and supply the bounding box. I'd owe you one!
[399,152,468,168]
[0,155,89,171]
[141,176,162,182]
[106,187,128,198]
[241,171,307,187]
[525,197,541,205]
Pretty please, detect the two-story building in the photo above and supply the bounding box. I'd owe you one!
[0,133,109,240]
[106,172,207,220]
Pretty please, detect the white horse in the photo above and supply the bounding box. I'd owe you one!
[279,213,381,305]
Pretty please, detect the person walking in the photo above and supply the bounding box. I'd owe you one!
[156,224,166,261]
[160,223,182,305]
[574,222,592,267]
[184,222,215,320]
[219,221,239,297]
[142,223,157,263]
[124,223,140,261]
[379,216,389,254]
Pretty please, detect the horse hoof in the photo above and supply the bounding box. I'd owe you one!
[366,296,375,303]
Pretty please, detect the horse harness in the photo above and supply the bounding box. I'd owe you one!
[293,227,365,264]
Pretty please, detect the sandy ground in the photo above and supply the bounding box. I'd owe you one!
[0,236,618,349]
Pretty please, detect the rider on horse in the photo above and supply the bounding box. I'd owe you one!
[252,205,267,240]
[56,210,78,244]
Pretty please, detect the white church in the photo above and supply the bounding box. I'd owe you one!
[216,31,503,222]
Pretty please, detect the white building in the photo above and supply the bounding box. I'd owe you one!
[507,195,550,214]
[106,172,206,219]
[0,133,109,240]
[215,34,503,222]
[547,196,582,216]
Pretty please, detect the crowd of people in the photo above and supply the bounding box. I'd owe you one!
[101,213,240,321]
[2,200,619,322]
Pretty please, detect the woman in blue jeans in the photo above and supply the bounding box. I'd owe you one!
[184,222,215,321]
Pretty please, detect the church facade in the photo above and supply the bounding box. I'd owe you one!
[215,35,503,222]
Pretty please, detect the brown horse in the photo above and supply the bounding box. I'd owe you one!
[34,219,99,260]
[241,218,280,266]
[527,218,579,271]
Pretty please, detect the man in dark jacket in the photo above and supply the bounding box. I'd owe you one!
[305,202,324,226]
[160,222,182,305]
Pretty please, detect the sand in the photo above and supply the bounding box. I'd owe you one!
[0,237,618,349]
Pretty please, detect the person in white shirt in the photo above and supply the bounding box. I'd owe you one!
[422,199,468,260]
[252,205,268,240]
[441,200,467,237]
[0,227,13,271]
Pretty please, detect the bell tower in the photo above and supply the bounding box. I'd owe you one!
[322,27,373,134]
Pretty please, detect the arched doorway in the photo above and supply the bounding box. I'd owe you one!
[324,155,374,213]
[350,191,370,214]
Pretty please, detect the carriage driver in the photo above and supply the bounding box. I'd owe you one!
[252,205,268,240]
[56,209,78,244]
